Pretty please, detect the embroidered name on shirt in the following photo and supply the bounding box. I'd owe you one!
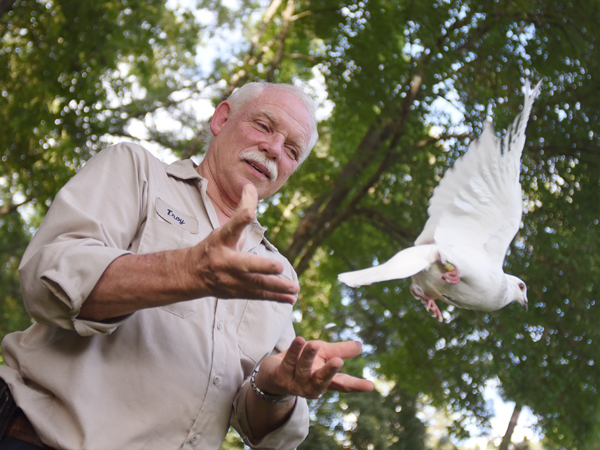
[156,197,200,233]
[167,209,185,225]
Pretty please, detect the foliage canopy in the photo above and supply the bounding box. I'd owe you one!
[2,0,600,448]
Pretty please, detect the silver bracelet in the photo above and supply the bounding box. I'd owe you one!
[250,365,296,404]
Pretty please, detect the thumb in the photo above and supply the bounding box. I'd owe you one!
[220,184,258,250]
[238,183,258,216]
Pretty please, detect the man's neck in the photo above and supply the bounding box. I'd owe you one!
[196,163,237,226]
[208,192,234,227]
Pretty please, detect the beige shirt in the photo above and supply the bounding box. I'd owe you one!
[0,143,309,450]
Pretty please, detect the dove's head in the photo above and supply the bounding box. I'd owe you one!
[506,275,528,311]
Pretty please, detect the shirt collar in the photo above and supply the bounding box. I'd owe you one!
[165,159,201,181]
[166,159,278,253]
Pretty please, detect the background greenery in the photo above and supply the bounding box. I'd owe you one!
[1,1,599,449]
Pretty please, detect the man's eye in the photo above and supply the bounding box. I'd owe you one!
[258,122,269,131]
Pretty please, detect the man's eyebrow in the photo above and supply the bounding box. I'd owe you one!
[255,110,306,151]
[256,110,276,123]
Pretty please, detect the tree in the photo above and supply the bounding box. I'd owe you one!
[0,0,200,340]
[2,0,600,448]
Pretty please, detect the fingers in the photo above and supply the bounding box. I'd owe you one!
[255,339,373,401]
[319,340,364,360]
[288,341,340,398]
[316,341,374,393]
[189,182,300,303]
[216,269,299,304]
[329,373,375,393]
[224,252,300,298]
[294,340,322,384]
[293,340,370,397]
[280,337,306,371]
[310,358,345,395]
[232,251,284,275]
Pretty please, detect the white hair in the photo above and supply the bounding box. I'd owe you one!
[202,82,318,164]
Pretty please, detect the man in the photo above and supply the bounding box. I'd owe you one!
[0,82,374,450]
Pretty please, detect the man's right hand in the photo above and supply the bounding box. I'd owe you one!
[181,183,299,304]
[80,184,298,321]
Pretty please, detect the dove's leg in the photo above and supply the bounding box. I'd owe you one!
[442,268,460,285]
[440,262,460,285]
[410,285,443,323]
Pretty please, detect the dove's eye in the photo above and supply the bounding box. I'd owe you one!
[519,283,526,291]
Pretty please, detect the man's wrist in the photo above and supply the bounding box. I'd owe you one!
[250,365,296,404]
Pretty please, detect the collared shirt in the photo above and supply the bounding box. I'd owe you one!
[0,143,309,450]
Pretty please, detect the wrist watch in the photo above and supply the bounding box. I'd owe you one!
[250,365,296,404]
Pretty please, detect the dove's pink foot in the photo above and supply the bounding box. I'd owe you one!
[424,298,443,322]
[410,285,444,323]
[442,268,460,285]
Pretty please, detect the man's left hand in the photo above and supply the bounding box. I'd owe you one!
[254,337,374,399]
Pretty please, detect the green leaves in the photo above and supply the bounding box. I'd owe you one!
[2,0,600,447]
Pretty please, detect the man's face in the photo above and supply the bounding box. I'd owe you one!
[207,88,312,202]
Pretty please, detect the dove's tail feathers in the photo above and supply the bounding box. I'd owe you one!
[338,244,439,287]
[488,80,542,196]
[502,80,542,160]
[471,80,542,203]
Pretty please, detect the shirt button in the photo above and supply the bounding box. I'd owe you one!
[213,376,221,385]
[216,322,223,330]
[190,436,197,443]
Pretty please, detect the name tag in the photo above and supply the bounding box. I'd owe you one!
[156,197,200,234]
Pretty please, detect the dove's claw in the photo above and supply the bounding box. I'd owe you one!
[425,299,444,322]
[411,285,444,322]
[442,268,460,285]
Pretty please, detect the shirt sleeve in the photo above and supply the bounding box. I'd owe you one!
[18,143,152,336]
[229,318,310,450]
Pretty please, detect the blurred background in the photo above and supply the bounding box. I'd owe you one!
[1,1,599,449]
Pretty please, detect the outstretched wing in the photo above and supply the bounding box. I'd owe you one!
[416,81,541,266]
[338,244,439,287]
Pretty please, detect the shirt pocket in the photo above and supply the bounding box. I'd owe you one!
[136,217,200,318]
[137,217,191,253]
[236,279,294,365]
[159,300,198,319]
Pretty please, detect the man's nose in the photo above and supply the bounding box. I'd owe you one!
[260,133,285,159]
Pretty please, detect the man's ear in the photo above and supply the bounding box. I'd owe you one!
[210,101,232,137]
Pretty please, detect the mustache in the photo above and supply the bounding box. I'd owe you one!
[239,150,278,183]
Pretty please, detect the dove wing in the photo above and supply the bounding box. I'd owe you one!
[338,244,439,287]
[415,81,541,266]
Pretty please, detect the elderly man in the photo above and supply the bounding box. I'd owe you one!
[0,82,373,450]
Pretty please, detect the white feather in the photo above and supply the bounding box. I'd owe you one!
[338,81,541,320]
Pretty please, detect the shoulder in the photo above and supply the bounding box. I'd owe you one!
[77,143,167,182]
[87,142,163,167]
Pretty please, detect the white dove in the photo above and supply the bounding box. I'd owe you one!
[338,81,541,322]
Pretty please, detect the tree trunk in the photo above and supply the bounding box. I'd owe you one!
[499,403,523,450]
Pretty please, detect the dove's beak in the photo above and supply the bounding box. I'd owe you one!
[518,282,528,311]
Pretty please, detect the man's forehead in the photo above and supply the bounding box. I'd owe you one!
[251,89,308,116]
[248,91,311,139]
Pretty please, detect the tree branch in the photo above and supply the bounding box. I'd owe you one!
[285,67,432,275]
[266,0,296,80]
[289,6,340,22]
[499,402,522,450]
[0,197,34,218]
[354,207,417,246]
